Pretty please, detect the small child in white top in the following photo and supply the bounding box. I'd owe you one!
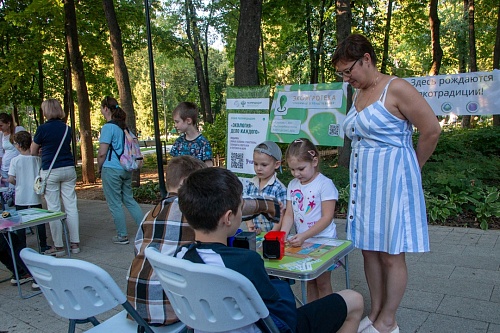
[8,131,48,251]
[280,138,338,303]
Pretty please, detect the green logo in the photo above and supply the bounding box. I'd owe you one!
[441,102,453,113]
[278,95,287,111]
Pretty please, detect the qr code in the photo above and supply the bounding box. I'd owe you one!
[231,152,244,169]
[328,124,340,137]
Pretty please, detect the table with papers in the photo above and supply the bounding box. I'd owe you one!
[0,208,67,299]
[257,235,354,304]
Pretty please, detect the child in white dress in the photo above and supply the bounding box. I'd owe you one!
[280,138,339,303]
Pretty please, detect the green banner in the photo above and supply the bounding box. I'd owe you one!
[268,83,348,146]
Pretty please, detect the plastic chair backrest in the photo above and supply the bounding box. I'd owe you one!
[144,247,279,333]
[20,248,126,319]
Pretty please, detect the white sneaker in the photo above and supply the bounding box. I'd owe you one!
[10,275,33,286]
[31,282,40,290]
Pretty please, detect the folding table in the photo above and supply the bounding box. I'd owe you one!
[0,208,68,299]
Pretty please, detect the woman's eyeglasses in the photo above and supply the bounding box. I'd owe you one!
[335,58,362,78]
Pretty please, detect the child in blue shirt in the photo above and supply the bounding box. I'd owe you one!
[169,102,213,167]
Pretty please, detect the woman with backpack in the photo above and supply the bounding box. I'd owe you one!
[31,99,80,256]
[97,96,144,245]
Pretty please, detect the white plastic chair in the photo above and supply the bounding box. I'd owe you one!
[144,247,280,333]
[20,248,185,333]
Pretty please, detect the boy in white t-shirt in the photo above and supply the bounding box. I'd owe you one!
[8,131,49,252]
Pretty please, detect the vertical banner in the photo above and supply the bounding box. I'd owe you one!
[226,86,270,175]
[268,82,348,146]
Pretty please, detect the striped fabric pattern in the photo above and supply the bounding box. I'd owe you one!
[342,79,429,254]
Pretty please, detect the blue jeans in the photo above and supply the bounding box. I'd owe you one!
[101,167,144,237]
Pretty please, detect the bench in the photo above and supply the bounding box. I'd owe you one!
[138,140,157,148]
[138,140,169,156]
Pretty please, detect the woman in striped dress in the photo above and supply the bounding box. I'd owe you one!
[332,34,441,333]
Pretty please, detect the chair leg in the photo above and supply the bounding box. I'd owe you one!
[88,316,100,326]
[122,301,154,333]
[68,317,100,332]
[68,319,76,333]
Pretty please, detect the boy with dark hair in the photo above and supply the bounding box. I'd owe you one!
[177,168,364,333]
[170,102,213,167]
[127,157,283,326]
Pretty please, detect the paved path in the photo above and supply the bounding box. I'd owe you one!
[0,199,498,332]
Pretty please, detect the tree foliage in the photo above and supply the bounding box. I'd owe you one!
[1,0,499,146]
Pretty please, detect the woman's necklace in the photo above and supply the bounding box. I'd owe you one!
[356,74,380,111]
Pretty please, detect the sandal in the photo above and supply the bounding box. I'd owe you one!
[70,243,81,254]
[358,316,373,333]
[44,247,66,257]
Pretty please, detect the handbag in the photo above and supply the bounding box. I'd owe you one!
[33,126,69,195]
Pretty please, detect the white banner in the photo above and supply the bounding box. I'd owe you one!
[227,113,269,174]
[405,69,500,116]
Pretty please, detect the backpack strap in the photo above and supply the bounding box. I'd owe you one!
[106,121,126,161]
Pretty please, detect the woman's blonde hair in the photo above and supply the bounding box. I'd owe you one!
[41,99,65,120]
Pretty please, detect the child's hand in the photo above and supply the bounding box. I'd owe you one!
[288,233,306,247]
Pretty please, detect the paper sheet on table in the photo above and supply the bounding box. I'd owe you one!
[17,208,61,223]
[279,257,322,271]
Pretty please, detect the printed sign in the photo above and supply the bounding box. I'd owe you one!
[226,86,270,175]
[405,69,500,116]
[268,83,348,146]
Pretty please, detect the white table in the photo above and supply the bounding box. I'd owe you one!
[0,208,68,299]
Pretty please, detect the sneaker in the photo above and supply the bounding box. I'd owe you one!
[32,282,40,290]
[10,274,33,286]
[112,235,129,245]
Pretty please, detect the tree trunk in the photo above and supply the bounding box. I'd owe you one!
[493,1,500,126]
[37,60,44,125]
[185,0,212,123]
[429,0,443,76]
[306,1,318,84]
[307,0,328,84]
[102,0,140,186]
[64,0,95,183]
[381,0,393,74]
[260,27,268,85]
[64,42,77,164]
[462,0,477,128]
[12,103,19,126]
[234,0,262,86]
[336,0,352,169]
[458,0,468,74]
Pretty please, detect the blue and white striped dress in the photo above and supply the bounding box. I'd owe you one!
[342,78,429,254]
